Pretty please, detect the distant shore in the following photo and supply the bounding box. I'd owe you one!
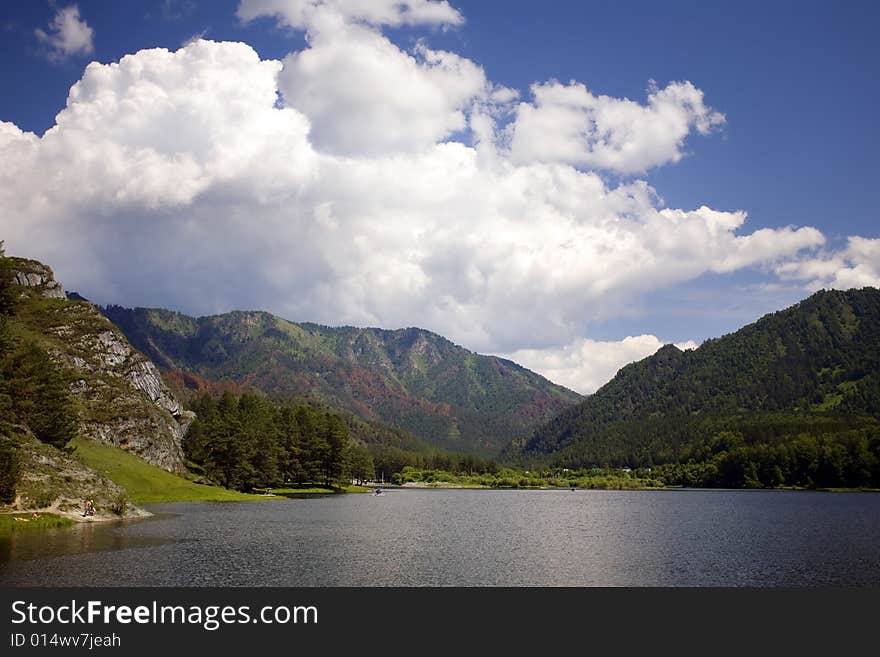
[381,482,880,493]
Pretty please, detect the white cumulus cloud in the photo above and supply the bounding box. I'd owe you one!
[508,80,725,174]
[775,237,880,290]
[237,0,463,29]
[35,4,95,61]
[277,21,489,155]
[498,336,699,395]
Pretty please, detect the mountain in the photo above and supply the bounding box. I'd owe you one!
[101,306,583,455]
[520,288,880,472]
[7,258,191,473]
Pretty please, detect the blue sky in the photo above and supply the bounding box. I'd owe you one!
[1,1,878,392]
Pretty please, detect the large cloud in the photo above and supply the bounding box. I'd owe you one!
[1,41,315,209]
[0,36,830,369]
[277,20,490,155]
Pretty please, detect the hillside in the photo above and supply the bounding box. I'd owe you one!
[102,307,582,455]
[520,288,880,482]
[68,436,259,504]
[6,427,148,521]
[0,251,267,514]
[8,259,192,472]
[158,365,434,459]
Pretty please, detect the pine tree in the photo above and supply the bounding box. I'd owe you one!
[0,242,21,501]
[348,444,375,484]
[323,412,349,485]
[3,341,77,448]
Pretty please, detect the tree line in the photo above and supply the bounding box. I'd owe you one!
[183,391,376,490]
[183,390,508,490]
[646,427,880,489]
[366,444,500,482]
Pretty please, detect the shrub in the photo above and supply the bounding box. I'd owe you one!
[27,489,56,509]
[110,494,129,516]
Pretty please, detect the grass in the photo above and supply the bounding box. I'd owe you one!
[69,437,263,504]
[0,512,75,534]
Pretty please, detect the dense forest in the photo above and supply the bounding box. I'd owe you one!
[520,288,880,488]
[644,423,879,489]
[182,390,502,490]
[183,392,375,490]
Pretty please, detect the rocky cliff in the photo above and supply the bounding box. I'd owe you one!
[9,257,66,299]
[8,258,191,473]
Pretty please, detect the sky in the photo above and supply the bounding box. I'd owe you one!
[1,0,878,394]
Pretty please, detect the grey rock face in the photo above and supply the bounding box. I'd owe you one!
[53,317,191,473]
[10,259,67,299]
[127,359,184,416]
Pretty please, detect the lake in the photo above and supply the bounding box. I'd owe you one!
[2,489,880,586]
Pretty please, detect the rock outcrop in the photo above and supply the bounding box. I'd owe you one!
[59,317,193,472]
[9,257,66,299]
[9,260,191,473]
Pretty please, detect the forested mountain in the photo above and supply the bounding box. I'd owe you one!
[101,306,582,455]
[520,288,880,487]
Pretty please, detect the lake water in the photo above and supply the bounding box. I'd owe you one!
[3,489,880,586]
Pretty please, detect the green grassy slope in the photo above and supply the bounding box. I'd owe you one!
[69,437,260,504]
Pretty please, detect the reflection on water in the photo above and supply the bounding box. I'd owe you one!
[2,490,880,586]
[0,515,173,564]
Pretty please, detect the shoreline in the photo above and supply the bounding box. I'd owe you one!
[1,502,153,526]
[0,483,373,531]
[5,483,877,533]
[386,482,880,493]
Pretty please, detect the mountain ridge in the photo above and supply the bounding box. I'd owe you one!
[519,287,880,471]
[102,305,583,455]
